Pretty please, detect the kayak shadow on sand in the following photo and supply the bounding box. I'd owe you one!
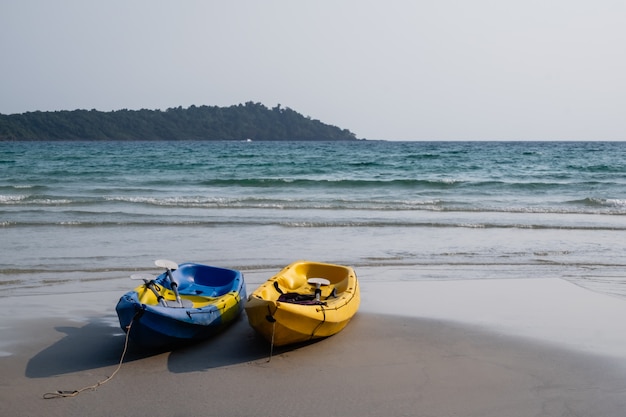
[166,313,308,373]
[24,315,162,378]
[25,312,305,378]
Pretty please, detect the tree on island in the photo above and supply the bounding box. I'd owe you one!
[0,102,359,141]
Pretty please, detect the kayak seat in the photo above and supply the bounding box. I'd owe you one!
[178,284,205,295]
[277,284,336,304]
[208,284,235,297]
[278,292,324,305]
[175,263,240,297]
[179,283,233,297]
[315,285,336,299]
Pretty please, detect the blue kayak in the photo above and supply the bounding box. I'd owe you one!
[116,260,246,349]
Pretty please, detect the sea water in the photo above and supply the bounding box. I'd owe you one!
[2,140,626,298]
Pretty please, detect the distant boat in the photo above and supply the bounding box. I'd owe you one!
[116,260,246,349]
[245,260,360,347]
[245,138,253,142]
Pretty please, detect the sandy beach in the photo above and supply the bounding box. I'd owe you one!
[2,267,626,417]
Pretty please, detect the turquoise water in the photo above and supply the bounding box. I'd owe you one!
[2,141,626,298]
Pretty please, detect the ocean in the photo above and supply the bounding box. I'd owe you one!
[2,140,626,299]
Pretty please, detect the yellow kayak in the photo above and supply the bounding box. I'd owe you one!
[245,260,360,347]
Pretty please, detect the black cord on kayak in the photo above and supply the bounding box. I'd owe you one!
[265,305,277,362]
[309,305,326,342]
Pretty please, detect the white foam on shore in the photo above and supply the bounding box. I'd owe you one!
[359,275,626,359]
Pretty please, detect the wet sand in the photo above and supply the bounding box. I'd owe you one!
[1,273,626,417]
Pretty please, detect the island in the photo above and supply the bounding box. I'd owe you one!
[0,102,359,141]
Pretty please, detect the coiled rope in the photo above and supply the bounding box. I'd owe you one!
[43,317,134,399]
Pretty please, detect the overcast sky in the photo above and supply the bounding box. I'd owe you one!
[1,1,624,140]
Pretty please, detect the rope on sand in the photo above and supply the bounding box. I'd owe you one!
[268,320,276,362]
[43,318,134,399]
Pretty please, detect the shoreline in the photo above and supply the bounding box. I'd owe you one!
[2,269,626,416]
